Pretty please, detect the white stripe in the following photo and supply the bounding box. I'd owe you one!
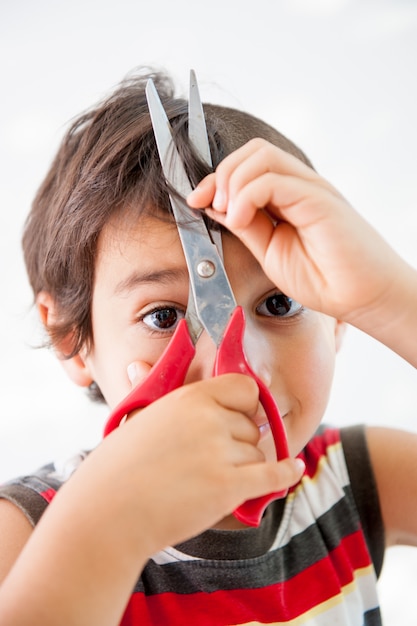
[297,566,379,625]
[151,442,354,565]
[150,546,200,565]
[271,441,350,550]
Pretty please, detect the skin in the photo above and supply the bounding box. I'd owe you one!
[0,139,416,625]
[83,216,344,461]
[188,139,417,362]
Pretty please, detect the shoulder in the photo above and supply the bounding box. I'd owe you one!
[365,426,417,547]
[0,499,33,583]
[301,424,353,483]
[0,451,90,584]
[299,424,385,576]
[298,425,370,518]
[0,452,89,526]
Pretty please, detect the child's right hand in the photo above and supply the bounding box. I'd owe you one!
[188,139,417,365]
[0,374,303,625]
[62,373,303,555]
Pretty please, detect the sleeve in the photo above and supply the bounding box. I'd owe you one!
[0,482,50,526]
[0,452,88,527]
[340,424,385,578]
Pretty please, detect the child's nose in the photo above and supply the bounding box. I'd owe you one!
[186,330,218,383]
[186,315,274,389]
[242,317,274,389]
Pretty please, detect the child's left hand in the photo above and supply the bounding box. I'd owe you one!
[187,139,417,365]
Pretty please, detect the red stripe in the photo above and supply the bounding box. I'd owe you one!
[297,428,341,480]
[121,529,371,625]
[40,488,56,503]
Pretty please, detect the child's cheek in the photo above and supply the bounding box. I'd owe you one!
[282,316,338,455]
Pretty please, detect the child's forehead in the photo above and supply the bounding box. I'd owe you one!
[97,211,179,255]
[92,214,186,295]
[94,211,265,284]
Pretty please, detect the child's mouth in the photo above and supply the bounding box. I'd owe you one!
[255,411,288,442]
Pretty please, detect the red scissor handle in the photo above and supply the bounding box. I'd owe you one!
[103,319,195,436]
[214,306,290,527]
[103,307,289,528]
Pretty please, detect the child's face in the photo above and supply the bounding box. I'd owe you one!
[82,215,343,459]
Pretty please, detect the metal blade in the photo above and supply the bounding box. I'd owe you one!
[146,79,192,198]
[188,70,223,259]
[188,69,212,168]
[146,78,236,345]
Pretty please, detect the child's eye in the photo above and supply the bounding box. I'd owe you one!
[141,306,185,333]
[256,293,303,318]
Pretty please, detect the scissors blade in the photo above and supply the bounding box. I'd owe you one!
[146,78,236,346]
[188,69,213,168]
[188,70,223,262]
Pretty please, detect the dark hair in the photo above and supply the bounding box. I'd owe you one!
[22,67,313,402]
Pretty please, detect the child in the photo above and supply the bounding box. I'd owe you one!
[0,68,416,625]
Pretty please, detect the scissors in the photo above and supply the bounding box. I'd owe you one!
[103,71,290,527]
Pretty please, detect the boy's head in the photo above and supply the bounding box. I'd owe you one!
[22,68,314,402]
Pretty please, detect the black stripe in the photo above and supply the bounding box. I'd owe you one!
[0,484,49,526]
[364,606,383,625]
[341,425,385,578]
[135,491,363,595]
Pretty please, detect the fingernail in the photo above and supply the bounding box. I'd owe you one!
[294,458,305,475]
[213,189,225,210]
[127,362,138,383]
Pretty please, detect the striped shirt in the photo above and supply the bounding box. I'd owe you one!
[0,425,384,625]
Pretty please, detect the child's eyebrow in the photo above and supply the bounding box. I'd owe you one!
[114,267,190,295]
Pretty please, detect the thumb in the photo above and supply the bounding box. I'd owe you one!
[127,361,153,388]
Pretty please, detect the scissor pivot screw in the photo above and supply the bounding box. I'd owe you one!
[197,260,215,278]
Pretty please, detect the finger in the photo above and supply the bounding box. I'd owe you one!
[127,361,153,387]
[206,175,280,263]
[187,173,218,210]
[205,206,291,297]
[229,440,265,466]
[119,361,154,424]
[188,140,317,214]
[222,408,262,445]
[233,457,305,503]
[227,171,339,231]
[224,144,321,210]
[194,373,260,418]
[212,139,320,211]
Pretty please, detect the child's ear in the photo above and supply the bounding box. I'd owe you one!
[36,291,94,388]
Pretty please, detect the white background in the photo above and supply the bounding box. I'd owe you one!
[1,0,417,623]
